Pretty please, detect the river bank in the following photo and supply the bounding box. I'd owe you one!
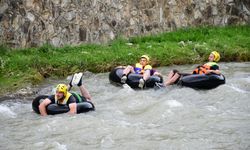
[0,25,249,95]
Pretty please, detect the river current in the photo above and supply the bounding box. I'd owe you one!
[0,62,249,150]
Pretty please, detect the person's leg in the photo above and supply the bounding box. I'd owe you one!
[69,73,83,87]
[79,85,91,101]
[67,85,72,91]
[75,74,92,101]
[165,70,181,86]
[68,73,81,91]
[143,70,151,81]
[68,73,92,101]
[166,70,175,81]
[165,74,180,86]
[139,70,151,89]
[122,65,134,75]
[121,65,134,83]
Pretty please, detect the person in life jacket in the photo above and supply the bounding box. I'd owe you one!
[164,51,221,86]
[121,55,161,88]
[38,73,92,116]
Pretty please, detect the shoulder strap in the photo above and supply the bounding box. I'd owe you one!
[71,92,82,103]
[205,62,218,66]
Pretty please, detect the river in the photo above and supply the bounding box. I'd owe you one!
[0,62,249,150]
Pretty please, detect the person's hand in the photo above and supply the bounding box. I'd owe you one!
[205,70,213,74]
[68,103,77,114]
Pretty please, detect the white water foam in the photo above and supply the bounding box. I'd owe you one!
[0,104,17,118]
[101,134,115,148]
[122,84,135,92]
[205,106,217,112]
[226,84,248,93]
[165,100,183,108]
[52,142,67,150]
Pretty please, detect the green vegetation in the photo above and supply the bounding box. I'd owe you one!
[0,25,250,94]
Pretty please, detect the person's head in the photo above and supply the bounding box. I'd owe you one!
[209,51,220,62]
[140,55,150,66]
[55,84,68,100]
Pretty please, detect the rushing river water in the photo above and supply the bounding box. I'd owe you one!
[0,62,250,150]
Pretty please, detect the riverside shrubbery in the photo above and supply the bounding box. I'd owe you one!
[0,25,249,94]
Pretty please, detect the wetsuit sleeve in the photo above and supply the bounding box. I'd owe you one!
[47,95,55,104]
[144,65,152,70]
[66,95,76,105]
[210,65,219,70]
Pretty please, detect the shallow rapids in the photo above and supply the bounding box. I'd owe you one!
[0,62,249,150]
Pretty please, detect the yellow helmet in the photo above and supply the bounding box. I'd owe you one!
[56,84,68,96]
[211,51,220,62]
[141,55,150,62]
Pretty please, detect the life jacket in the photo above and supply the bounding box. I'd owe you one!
[55,92,72,105]
[193,62,218,75]
[71,92,84,103]
[134,63,152,74]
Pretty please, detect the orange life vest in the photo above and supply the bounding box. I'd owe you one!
[193,62,218,75]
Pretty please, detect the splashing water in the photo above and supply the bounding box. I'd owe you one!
[0,62,250,150]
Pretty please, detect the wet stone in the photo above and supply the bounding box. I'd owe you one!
[0,0,248,47]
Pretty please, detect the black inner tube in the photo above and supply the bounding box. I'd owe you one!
[179,74,226,89]
[32,95,49,114]
[109,67,163,89]
[32,95,95,115]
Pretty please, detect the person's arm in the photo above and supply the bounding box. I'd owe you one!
[206,69,221,75]
[206,65,221,75]
[67,95,77,114]
[68,103,77,114]
[153,71,162,77]
[39,98,52,116]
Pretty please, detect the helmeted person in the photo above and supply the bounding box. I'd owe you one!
[39,73,92,116]
[121,55,161,88]
[165,51,221,86]
[192,51,220,74]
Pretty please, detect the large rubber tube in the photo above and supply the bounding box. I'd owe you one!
[179,74,226,89]
[32,95,95,115]
[32,95,49,114]
[109,67,163,89]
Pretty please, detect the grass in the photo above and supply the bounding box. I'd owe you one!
[0,25,250,94]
